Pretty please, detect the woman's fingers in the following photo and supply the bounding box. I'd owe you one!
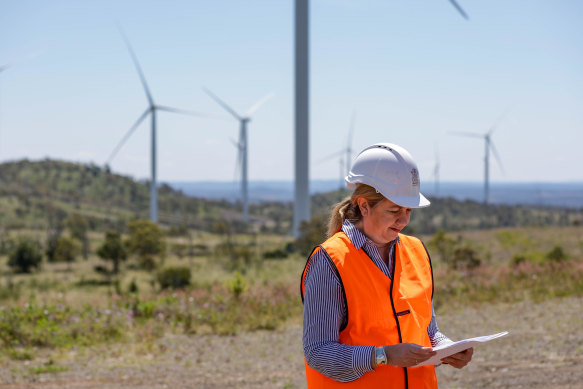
[441,347,473,369]
[387,344,436,367]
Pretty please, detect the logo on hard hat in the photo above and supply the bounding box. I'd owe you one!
[411,168,419,187]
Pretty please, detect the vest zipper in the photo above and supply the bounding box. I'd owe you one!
[388,249,409,389]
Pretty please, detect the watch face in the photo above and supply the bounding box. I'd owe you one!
[375,347,387,364]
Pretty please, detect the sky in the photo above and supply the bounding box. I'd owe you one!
[1,0,582,184]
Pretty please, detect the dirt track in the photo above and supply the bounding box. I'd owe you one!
[1,296,582,389]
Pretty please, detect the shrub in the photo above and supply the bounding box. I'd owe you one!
[428,229,457,263]
[263,248,289,260]
[157,266,191,289]
[452,246,481,270]
[226,271,248,299]
[128,278,139,294]
[546,245,567,263]
[510,254,527,268]
[8,237,43,273]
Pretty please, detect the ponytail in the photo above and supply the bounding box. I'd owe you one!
[327,184,386,237]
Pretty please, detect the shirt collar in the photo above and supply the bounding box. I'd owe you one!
[341,219,400,250]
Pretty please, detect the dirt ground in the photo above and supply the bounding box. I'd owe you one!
[1,296,582,389]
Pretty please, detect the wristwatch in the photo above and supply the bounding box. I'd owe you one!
[375,347,387,366]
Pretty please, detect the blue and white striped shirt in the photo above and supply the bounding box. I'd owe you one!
[302,220,450,382]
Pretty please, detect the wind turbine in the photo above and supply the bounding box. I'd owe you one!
[107,28,205,223]
[451,115,506,204]
[203,88,273,223]
[318,112,356,189]
[292,0,469,236]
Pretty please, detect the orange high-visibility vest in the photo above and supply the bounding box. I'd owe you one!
[301,232,438,389]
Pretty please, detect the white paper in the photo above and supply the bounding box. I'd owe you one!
[414,331,509,366]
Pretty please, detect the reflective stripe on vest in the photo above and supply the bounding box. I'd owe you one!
[301,232,438,389]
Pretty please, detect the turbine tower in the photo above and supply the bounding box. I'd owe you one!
[292,0,468,236]
[108,28,205,223]
[432,143,440,196]
[451,116,506,204]
[294,0,310,237]
[203,88,272,223]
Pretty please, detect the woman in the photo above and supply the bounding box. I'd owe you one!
[301,143,472,388]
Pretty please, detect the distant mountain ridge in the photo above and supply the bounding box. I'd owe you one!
[169,180,583,209]
[0,159,580,235]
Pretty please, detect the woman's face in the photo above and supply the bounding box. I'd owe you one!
[358,197,412,246]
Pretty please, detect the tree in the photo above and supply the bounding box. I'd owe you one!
[295,214,327,256]
[53,236,80,270]
[8,237,43,273]
[67,212,90,259]
[126,219,166,270]
[96,230,127,274]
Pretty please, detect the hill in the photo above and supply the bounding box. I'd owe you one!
[0,159,290,234]
[0,159,580,236]
[310,190,583,234]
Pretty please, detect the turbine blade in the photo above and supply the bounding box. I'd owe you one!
[448,0,469,20]
[156,105,208,117]
[202,87,242,120]
[487,109,511,136]
[490,141,505,174]
[318,149,344,163]
[107,108,150,165]
[117,25,155,107]
[244,93,274,117]
[0,50,44,73]
[449,131,483,138]
[229,136,243,150]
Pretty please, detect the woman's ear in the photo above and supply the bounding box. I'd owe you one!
[356,197,369,216]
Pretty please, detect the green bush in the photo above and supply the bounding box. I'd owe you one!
[8,237,43,273]
[510,254,527,268]
[128,278,139,294]
[452,246,481,270]
[546,245,567,263]
[156,266,191,289]
[263,248,289,260]
[226,271,248,299]
[428,229,457,263]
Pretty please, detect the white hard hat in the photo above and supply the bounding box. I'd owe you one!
[345,143,430,208]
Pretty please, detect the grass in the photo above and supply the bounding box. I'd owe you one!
[28,364,68,374]
[0,225,581,363]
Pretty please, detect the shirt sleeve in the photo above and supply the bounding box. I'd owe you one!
[302,250,375,382]
[427,305,452,347]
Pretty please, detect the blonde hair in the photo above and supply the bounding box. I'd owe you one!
[327,184,386,237]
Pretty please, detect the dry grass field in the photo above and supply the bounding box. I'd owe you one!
[1,225,582,388]
[1,296,582,389]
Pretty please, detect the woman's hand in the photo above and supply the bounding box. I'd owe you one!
[441,347,473,369]
[385,343,437,367]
